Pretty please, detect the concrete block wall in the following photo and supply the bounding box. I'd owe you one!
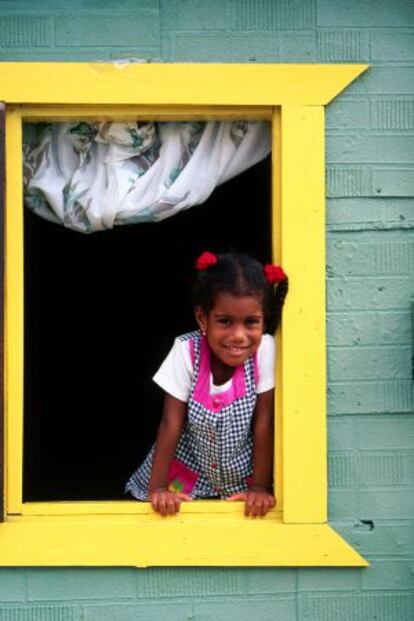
[0,1,413,619]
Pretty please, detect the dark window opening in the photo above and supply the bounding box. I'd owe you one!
[23,155,271,501]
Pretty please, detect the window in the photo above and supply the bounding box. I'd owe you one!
[23,138,271,502]
[0,62,368,566]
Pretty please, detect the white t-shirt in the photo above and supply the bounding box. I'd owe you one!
[153,333,275,403]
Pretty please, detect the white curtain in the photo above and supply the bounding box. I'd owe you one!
[23,121,271,234]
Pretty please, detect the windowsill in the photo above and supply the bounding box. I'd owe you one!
[0,506,367,567]
[17,500,283,516]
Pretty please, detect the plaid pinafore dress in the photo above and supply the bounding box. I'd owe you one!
[125,331,258,500]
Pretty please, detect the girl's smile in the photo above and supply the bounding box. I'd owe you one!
[195,292,264,376]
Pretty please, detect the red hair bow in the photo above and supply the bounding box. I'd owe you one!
[196,251,218,271]
[263,264,286,284]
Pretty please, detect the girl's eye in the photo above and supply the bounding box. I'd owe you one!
[246,318,261,326]
[217,317,231,325]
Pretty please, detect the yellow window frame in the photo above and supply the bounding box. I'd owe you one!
[0,62,368,567]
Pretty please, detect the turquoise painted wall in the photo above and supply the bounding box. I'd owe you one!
[1,1,413,619]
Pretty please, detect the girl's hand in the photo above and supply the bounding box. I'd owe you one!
[149,487,192,516]
[227,486,275,517]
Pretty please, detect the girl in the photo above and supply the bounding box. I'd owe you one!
[125,251,288,517]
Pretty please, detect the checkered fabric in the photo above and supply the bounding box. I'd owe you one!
[125,331,257,500]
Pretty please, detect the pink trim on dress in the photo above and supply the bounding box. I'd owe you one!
[192,335,247,412]
[167,458,198,494]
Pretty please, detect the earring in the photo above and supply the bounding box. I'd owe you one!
[201,329,206,336]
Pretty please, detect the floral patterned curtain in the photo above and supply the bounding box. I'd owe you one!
[23,121,270,234]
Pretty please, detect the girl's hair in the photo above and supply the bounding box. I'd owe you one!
[192,252,288,334]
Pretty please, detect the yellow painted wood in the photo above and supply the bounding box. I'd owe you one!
[281,106,327,523]
[1,64,369,566]
[21,500,282,517]
[19,104,272,122]
[4,109,24,515]
[271,107,283,512]
[0,516,367,566]
[0,63,368,105]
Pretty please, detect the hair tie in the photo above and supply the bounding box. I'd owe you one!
[263,264,286,284]
[196,251,218,271]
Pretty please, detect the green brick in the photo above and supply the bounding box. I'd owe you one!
[357,450,414,486]
[297,567,361,591]
[326,99,369,130]
[327,168,372,198]
[161,0,232,30]
[372,32,414,62]
[327,199,414,230]
[329,490,360,520]
[371,99,414,131]
[0,569,26,602]
[318,30,369,61]
[0,1,153,8]
[317,0,414,26]
[334,520,414,557]
[28,568,136,601]
[327,312,411,346]
[328,379,413,414]
[345,67,414,96]
[233,0,315,30]
[372,169,414,197]
[328,240,414,277]
[378,311,412,343]
[328,418,358,450]
[360,490,414,520]
[0,606,82,621]
[136,567,244,597]
[329,346,411,381]
[278,31,317,61]
[362,560,414,590]
[245,568,296,593]
[328,135,414,164]
[0,49,116,61]
[168,31,278,61]
[328,451,414,487]
[358,418,414,450]
[194,598,297,621]
[328,452,360,487]
[328,240,374,276]
[326,166,371,197]
[327,277,411,311]
[84,603,192,621]
[0,15,52,47]
[375,242,414,275]
[56,12,159,49]
[298,592,414,621]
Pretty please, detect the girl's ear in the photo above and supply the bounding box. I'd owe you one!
[194,306,208,334]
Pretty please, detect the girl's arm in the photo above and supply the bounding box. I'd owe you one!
[227,388,275,517]
[251,388,274,492]
[148,393,192,515]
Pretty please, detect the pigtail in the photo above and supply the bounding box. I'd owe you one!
[263,262,288,334]
[266,276,289,334]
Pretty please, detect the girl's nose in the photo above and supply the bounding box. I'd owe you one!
[232,324,246,342]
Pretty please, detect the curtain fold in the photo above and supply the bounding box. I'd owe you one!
[23,121,270,233]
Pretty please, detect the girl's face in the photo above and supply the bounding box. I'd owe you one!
[195,292,264,368]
